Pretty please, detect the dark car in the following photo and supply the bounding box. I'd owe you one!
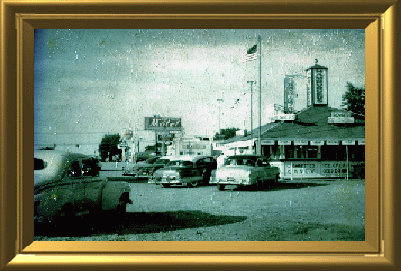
[34,150,132,223]
[123,156,172,178]
[149,155,217,187]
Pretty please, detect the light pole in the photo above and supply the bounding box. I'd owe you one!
[246,80,255,150]
[217,98,224,134]
[257,35,262,155]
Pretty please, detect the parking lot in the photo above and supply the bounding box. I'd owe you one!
[35,178,365,241]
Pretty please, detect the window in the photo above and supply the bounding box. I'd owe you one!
[256,158,269,167]
[264,145,280,160]
[34,158,47,170]
[321,146,333,160]
[284,145,295,159]
[67,160,81,177]
[82,158,100,176]
[307,146,319,159]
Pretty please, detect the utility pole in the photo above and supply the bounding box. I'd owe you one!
[217,98,224,135]
[247,80,255,154]
[257,35,262,155]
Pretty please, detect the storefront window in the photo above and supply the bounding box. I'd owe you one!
[321,146,339,160]
[284,145,295,159]
[263,144,280,160]
[307,146,319,159]
[295,145,307,159]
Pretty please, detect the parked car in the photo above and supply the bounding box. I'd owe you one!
[149,155,217,187]
[209,155,280,191]
[122,156,172,177]
[34,150,132,223]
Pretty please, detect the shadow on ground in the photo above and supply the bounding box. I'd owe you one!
[34,210,247,238]
[223,181,329,192]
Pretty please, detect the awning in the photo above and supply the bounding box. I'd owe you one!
[310,140,325,146]
[261,139,275,145]
[342,140,356,145]
[278,140,291,145]
[294,140,308,145]
[326,139,340,145]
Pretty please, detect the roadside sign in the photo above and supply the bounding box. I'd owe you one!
[145,117,182,131]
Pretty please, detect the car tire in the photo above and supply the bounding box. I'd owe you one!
[54,204,75,230]
[256,179,263,190]
[275,174,279,184]
[116,202,127,215]
[202,169,210,185]
[217,184,225,191]
[162,184,170,188]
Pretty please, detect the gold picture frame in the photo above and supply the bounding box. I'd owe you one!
[1,0,400,270]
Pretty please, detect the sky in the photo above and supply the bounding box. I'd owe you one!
[34,29,365,153]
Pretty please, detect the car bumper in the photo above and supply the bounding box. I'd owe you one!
[210,178,251,185]
[149,176,201,185]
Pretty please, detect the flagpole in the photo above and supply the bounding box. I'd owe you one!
[257,35,262,155]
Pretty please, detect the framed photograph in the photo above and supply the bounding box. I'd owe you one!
[1,0,400,270]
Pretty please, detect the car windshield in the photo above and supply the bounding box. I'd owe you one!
[167,160,193,167]
[34,158,47,170]
[146,157,159,164]
[224,157,256,167]
[154,159,169,164]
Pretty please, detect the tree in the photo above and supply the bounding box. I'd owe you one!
[98,134,121,161]
[342,82,365,119]
[213,127,240,141]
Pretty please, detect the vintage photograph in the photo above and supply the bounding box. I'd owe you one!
[34,29,365,241]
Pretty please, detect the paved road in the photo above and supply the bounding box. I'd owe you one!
[35,179,365,241]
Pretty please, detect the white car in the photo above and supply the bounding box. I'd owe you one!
[210,155,280,191]
[149,155,217,187]
[34,150,132,223]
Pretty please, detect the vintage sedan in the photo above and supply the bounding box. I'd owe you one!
[34,150,133,223]
[149,155,217,187]
[209,155,280,191]
[122,156,171,178]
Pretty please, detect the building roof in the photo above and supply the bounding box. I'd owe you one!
[261,106,365,140]
[222,123,278,144]
[307,59,328,70]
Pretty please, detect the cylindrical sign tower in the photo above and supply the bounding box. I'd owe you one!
[306,59,328,106]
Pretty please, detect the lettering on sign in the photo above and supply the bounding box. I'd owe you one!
[145,117,182,131]
[285,161,353,178]
[181,143,208,150]
[328,117,355,124]
[278,140,292,145]
[261,139,275,145]
[310,140,324,145]
[273,114,297,121]
[312,68,328,105]
[331,112,352,118]
[342,140,356,145]
[326,140,340,145]
[294,140,308,145]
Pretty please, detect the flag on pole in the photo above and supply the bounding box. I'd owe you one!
[241,44,258,62]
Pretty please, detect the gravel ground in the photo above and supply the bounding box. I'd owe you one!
[35,178,365,241]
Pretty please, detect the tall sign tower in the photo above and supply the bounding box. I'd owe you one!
[306,59,328,107]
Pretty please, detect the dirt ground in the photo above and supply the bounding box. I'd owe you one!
[34,179,365,241]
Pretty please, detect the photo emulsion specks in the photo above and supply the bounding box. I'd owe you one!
[34,29,365,241]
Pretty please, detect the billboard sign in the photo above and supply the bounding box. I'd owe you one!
[311,68,328,105]
[328,117,355,124]
[272,114,297,121]
[145,117,182,131]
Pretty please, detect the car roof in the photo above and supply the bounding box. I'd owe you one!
[169,155,213,162]
[158,156,173,160]
[34,150,91,185]
[227,155,266,160]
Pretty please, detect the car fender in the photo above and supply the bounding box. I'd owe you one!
[101,181,131,211]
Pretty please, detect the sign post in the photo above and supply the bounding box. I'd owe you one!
[145,117,182,156]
